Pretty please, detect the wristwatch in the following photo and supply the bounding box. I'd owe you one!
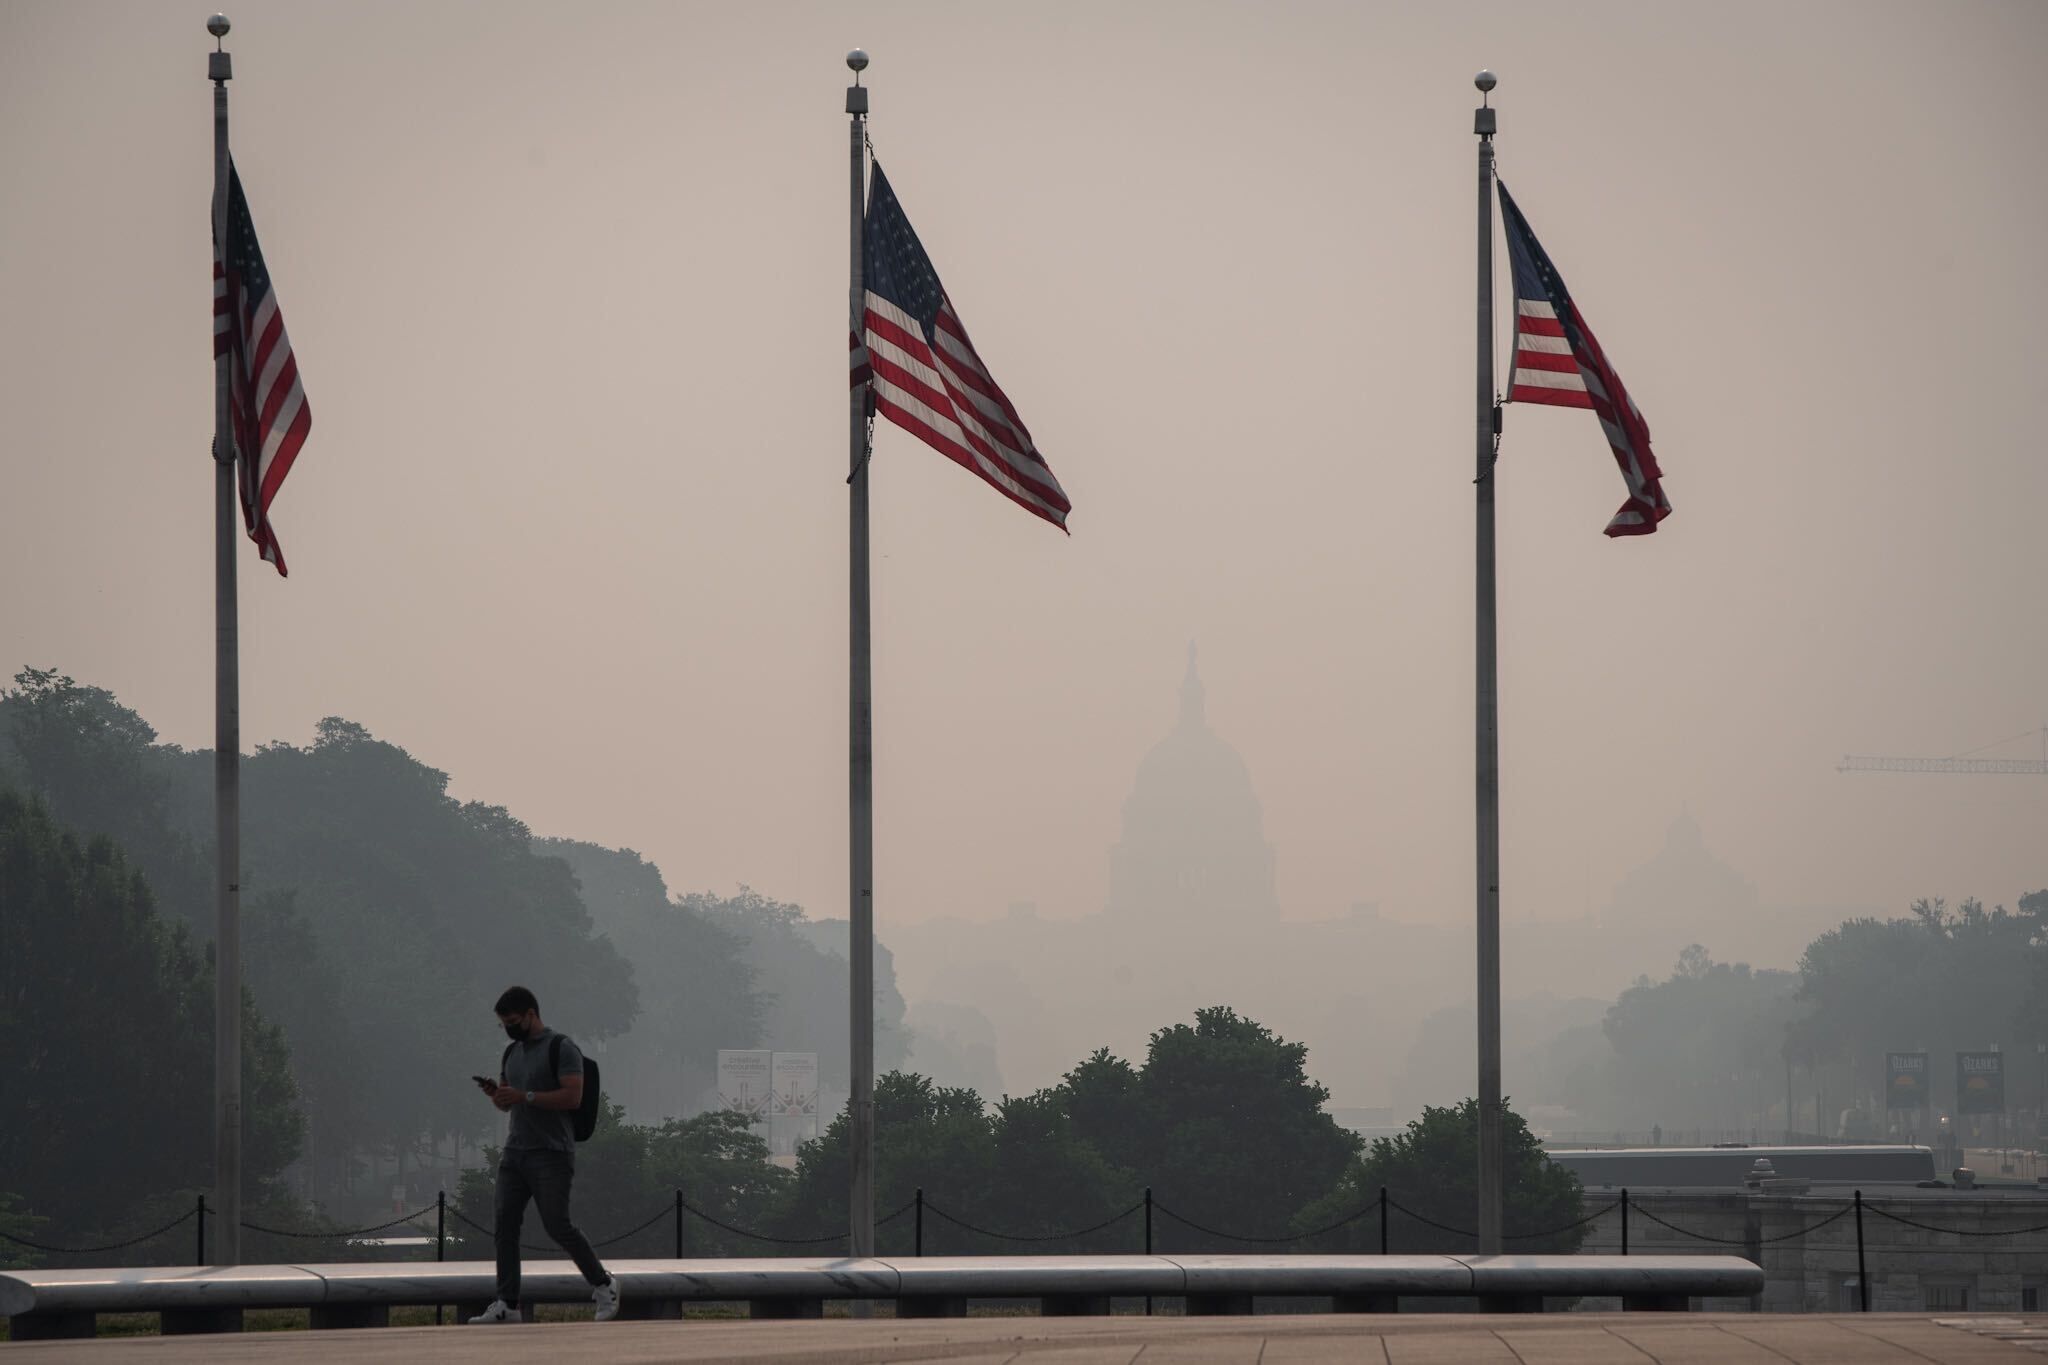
[525,1090,536,1104]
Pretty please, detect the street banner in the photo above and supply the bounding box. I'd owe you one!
[1956,1051,2005,1115]
[770,1051,821,1156]
[717,1049,774,1129]
[1885,1052,1928,1109]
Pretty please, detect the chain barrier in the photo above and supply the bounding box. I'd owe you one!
[1153,1199,1376,1245]
[240,1203,439,1240]
[587,1204,678,1250]
[1863,1204,2048,1239]
[1384,1198,1478,1240]
[438,1195,916,1252]
[671,1195,846,1246]
[17,1189,2048,1262]
[922,1199,1144,1244]
[1630,1201,1853,1245]
[0,1209,196,1255]
[1377,1197,1622,1243]
[1505,1199,1623,1240]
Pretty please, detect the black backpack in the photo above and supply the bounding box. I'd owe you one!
[502,1034,601,1142]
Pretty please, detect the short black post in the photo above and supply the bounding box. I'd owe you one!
[674,1189,684,1259]
[196,1193,206,1265]
[914,1187,924,1256]
[1379,1186,1388,1255]
[1144,1186,1154,1317]
[1854,1190,1868,1311]
[1621,1188,1629,1256]
[436,1190,447,1325]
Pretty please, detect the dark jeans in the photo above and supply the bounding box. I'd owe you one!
[494,1147,608,1309]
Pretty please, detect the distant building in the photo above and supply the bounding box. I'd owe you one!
[1598,807,1760,935]
[1107,644,1279,922]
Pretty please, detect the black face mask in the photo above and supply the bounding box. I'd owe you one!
[504,1020,529,1042]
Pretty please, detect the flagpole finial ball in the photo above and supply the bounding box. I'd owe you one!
[1474,70,1497,93]
[207,13,231,37]
[846,49,869,73]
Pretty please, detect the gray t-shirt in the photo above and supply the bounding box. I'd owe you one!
[499,1028,584,1156]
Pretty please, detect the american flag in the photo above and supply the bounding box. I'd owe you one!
[213,160,310,575]
[1498,180,1669,537]
[851,163,1070,530]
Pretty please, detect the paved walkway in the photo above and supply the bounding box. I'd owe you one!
[6,1314,2048,1363]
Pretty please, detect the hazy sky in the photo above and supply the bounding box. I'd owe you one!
[3,1,2042,953]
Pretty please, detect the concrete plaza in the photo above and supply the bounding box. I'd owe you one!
[5,1314,2048,1363]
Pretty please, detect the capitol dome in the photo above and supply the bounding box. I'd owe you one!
[1107,646,1279,921]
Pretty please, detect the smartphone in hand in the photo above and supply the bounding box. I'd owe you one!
[473,1075,497,1091]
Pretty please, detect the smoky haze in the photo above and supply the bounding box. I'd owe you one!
[2,1,2043,1112]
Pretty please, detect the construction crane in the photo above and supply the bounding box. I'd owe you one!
[1838,725,2048,775]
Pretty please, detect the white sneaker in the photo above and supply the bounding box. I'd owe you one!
[592,1279,621,1322]
[467,1299,523,1324]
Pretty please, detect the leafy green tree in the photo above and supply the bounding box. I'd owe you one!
[984,1089,1135,1247]
[2,672,366,1196]
[3,673,652,1210]
[773,1072,994,1252]
[1066,1007,1360,1246]
[0,787,302,1246]
[768,1009,1368,1254]
[1297,1099,1587,1254]
[0,669,210,934]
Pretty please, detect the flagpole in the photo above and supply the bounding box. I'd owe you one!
[1472,68,1503,1257]
[845,47,876,1262]
[208,11,243,1269]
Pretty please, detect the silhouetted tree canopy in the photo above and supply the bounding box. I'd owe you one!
[1297,1099,1586,1254]
[771,1007,1359,1252]
[1796,896,2047,1119]
[0,786,302,1249]
[539,839,763,1120]
[1600,947,1802,1133]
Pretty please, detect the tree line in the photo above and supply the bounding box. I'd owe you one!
[0,666,907,1253]
[1446,895,2048,1142]
[443,1008,1587,1260]
[0,663,1583,1264]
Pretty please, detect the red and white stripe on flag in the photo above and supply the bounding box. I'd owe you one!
[213,162,309,575]
[860,294,1081,527]
[1508,300,1595,408]
[860,292,1071,531]
[856,163,1070,531]
[1498,179,1669,538]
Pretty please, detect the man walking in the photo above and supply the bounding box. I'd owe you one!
[468,986,620,1324]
